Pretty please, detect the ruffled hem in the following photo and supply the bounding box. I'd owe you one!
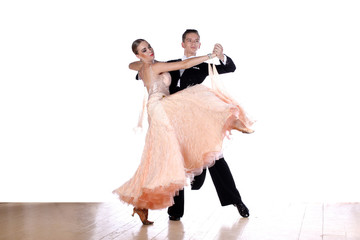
[113,182,186,210]
[185,150,223,182]
[113,150,225,210]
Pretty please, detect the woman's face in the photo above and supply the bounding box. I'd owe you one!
[136,41,155,62]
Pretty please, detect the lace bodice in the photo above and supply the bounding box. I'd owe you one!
[147,72,171,97]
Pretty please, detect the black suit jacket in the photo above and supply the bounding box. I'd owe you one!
[135,55,236,94]
[168,55,236,94]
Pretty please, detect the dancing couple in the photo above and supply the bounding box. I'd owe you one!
[113,29,254,225]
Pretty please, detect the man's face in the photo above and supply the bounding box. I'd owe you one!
[182,33,201,56]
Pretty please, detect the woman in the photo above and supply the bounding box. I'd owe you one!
[113,39,254,225]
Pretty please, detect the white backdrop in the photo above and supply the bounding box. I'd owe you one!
[1,0,359,203]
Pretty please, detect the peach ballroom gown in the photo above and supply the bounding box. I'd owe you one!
[113,64,254,210]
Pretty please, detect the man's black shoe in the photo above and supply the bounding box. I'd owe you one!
[169,216,181,221]
[234,202,249,218]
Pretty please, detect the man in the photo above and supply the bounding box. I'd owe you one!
[167,29,249,221]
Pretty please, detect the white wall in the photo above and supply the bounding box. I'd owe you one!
[1,0,359,202]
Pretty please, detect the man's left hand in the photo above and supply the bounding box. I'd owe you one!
[212,43,225,61]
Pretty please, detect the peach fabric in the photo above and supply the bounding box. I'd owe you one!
[113,64,253,210]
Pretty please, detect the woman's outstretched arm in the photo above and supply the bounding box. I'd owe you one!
[152,53,216,74]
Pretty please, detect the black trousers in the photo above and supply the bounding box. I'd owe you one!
[167,157,243,218]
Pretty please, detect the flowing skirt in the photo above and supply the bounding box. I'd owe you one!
[112,82,253,210]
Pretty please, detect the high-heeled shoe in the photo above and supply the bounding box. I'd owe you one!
[233,120,254,134]
[132,208,154,225]
[239,127,254,134]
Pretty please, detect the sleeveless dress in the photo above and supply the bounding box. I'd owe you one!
[113,65,253,210]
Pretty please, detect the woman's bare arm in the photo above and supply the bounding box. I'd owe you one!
[129,61,143,71]
[152,53,216,75]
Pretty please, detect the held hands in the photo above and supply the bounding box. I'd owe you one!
[212,43,225,61]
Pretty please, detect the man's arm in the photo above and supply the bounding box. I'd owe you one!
[212,44,236,74]
[215,54,236,74]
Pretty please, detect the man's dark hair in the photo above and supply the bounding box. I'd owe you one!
[182,29,200,42]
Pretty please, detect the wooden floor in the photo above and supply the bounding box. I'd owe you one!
[1,200,359,240]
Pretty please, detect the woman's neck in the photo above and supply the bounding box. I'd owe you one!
[142,59,155,64]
